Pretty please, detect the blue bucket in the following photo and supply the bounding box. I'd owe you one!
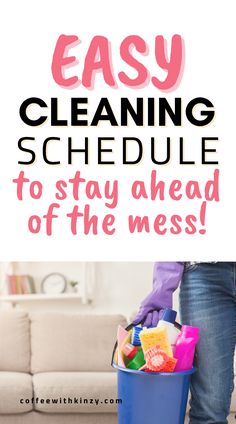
[113,364,195,424]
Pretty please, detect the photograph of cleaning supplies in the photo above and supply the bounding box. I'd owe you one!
[114,308,200,373]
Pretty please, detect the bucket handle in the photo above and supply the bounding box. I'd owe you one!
[111,320,182,366]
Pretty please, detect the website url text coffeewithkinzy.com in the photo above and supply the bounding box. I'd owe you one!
[20,397,122,406]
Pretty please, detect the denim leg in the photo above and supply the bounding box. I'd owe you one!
[180,262,236,424]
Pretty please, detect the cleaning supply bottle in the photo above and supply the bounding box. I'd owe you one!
[122,343,138,360]
[131,326,142,346]
[127,349,145,370]
[174,325,200,372]
[157,308,180,351]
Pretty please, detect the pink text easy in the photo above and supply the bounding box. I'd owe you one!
[51,34,184,91]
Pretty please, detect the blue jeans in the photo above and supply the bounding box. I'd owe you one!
[180,262,236,424]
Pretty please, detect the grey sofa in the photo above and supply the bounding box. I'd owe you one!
[0,310,127,424]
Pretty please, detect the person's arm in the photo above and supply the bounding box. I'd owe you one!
[132,262,184,327]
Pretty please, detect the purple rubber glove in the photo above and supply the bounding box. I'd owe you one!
[133,262,184,327]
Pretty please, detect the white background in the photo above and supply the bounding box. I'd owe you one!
[1,0,235,261]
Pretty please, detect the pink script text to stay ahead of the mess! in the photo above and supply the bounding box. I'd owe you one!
[51,34,184,91]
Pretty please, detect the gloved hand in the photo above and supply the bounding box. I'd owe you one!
[132,262,184,327]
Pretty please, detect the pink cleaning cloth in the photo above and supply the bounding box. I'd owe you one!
[117,325,129,367]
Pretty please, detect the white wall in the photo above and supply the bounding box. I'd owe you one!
[0,262,181,322]
[0,262,180,321]
[94,262,154,317]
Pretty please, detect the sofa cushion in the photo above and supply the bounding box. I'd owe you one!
[30,313,127,373]
[0,372,33,414]
[0,311,30,372]
[33,372,118,413]
[0,412,117,424]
